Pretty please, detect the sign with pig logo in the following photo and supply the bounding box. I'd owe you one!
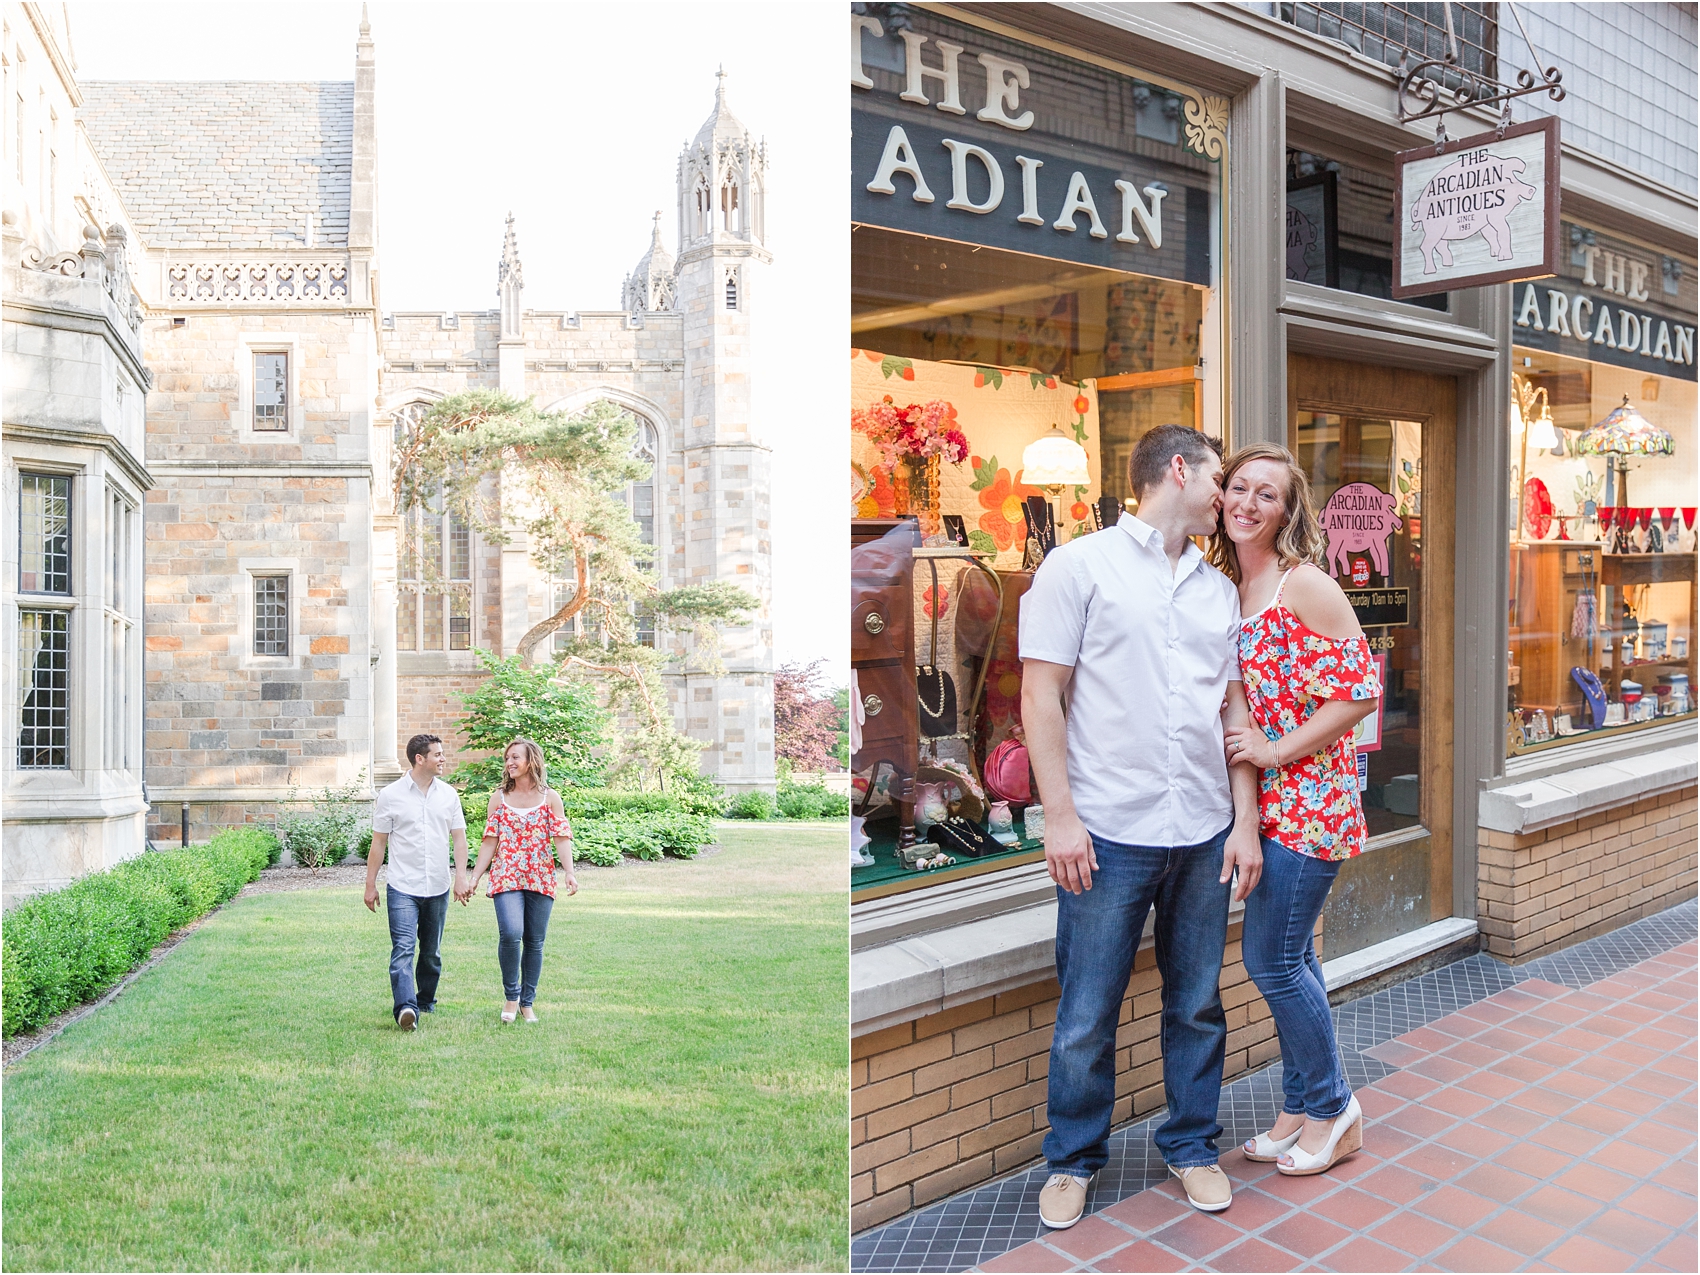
[1393,117,1560,300]
[1322,483,1412,627]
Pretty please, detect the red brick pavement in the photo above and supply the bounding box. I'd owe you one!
[976,942,1698,1273]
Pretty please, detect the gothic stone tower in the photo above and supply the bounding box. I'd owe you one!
[674,73,774,792]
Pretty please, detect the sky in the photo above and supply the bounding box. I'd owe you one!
[68,0,849,684]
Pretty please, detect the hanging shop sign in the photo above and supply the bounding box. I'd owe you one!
[1392,117,1560,300]
[851,11,1221,287]
[1511,221,1698,381]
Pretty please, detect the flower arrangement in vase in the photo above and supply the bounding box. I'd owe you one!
[852,396,969,537]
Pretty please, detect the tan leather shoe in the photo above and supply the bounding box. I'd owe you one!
[1169,1163,1232,1212]
[1037,1173,1091,1228]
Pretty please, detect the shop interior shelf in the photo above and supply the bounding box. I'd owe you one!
[853,815,1044,897]
[1601,553,1697,586]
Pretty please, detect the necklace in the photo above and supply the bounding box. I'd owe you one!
[917,665,947,719]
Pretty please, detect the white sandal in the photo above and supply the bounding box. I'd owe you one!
[500,1008,517,1023]
[1243,1126,1303,1162]
[1277,1096,1362,1176]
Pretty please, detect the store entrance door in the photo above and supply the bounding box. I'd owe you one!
[1287,354,1457,959]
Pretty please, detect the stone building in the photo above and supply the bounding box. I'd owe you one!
[2,2,150,906]
[2,7,774,894]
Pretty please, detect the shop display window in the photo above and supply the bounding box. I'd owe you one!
[1507,351,1697,752]
[850,9,1222,897]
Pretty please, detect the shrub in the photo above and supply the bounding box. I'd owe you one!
[726,790,776,821]
[277,772,366,870]
[669,771,728,818]
[570,812,717,864]
[449,650,610,794]
[776,781,849,821]
[564,790,679,820]
[1,830,268,1038]
[352,827,374,863]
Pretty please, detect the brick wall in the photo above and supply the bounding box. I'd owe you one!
[851,915,1295,1232]
[1477,785,1697,962]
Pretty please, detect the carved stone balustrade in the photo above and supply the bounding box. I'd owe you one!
[165,258,351,304]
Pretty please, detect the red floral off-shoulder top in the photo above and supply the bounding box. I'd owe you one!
[482,792,572,897]
[1237,570,1382,862]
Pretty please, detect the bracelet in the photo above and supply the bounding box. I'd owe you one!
[1274,739,1283,768]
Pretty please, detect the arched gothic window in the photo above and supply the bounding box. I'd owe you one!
[724,267,739,311]
[393,402,472,653]
[693,176,712,239]
[720,175,741,233]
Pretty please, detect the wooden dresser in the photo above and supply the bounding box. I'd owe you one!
[852,519,920,847]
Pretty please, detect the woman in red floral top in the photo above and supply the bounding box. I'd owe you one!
[1210,444,1381,1179]
[461,738,577,1023]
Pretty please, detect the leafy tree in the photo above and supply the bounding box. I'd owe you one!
[832,684,850,770]
[773,659,842,773]
[396,390,756,787]
[449,650,610,795]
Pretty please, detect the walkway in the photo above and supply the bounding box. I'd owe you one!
[853,902,1697,1273]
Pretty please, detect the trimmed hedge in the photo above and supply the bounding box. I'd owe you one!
[455,788,720,866]
[1,828,271,1038]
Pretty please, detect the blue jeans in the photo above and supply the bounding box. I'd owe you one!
[493,889,554,1006]
[1242,837,1352,1120]
[386,887,448,1020]
[1043,823,1232,1176]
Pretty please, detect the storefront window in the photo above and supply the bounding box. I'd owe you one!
[1507,226,1698,752]
[850,9,1223,897]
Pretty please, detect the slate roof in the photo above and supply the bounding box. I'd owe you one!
[78,81,353,250]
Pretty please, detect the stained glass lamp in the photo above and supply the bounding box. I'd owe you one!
[1577,397,1674,508]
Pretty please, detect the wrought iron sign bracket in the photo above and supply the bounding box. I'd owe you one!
[1396,1,1564,151]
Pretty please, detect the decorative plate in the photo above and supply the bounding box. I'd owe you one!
[1523,477,1553,541]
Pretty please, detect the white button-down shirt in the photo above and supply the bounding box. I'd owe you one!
[372,773,466,898]
[1019,514,1242,847]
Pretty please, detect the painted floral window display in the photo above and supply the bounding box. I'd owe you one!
[850,352,1102,569]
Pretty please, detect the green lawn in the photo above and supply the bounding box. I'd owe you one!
[2,822,848,1272]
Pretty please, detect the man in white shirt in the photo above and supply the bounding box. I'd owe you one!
[1019,425,1264,1224]
[365,734,468,1030]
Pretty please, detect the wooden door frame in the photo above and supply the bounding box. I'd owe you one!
[1287,354,1457,923]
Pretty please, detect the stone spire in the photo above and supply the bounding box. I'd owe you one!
[693,65,747,148]
[498,213,523,340]
[622,210,676,313]
[677,71,768,250]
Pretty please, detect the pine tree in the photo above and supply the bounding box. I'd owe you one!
[395,390,756,786]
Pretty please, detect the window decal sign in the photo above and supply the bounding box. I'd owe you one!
[1392,117,1560,299]
[1321,481,1402,580]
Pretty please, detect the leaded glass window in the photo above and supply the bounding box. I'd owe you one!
[398,462,474,653]
[17,608,69,768]
[19,472,70,594]
[254,351,288,430]
[255,576,289,655]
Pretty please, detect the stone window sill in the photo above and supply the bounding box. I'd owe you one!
[1480,740,1697,836]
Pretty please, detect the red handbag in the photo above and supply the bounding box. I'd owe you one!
[983,736,1032,804]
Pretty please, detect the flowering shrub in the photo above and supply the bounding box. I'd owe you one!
[852,397,968,470]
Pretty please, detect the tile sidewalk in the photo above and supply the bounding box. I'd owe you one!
[974,940,1697,1273]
